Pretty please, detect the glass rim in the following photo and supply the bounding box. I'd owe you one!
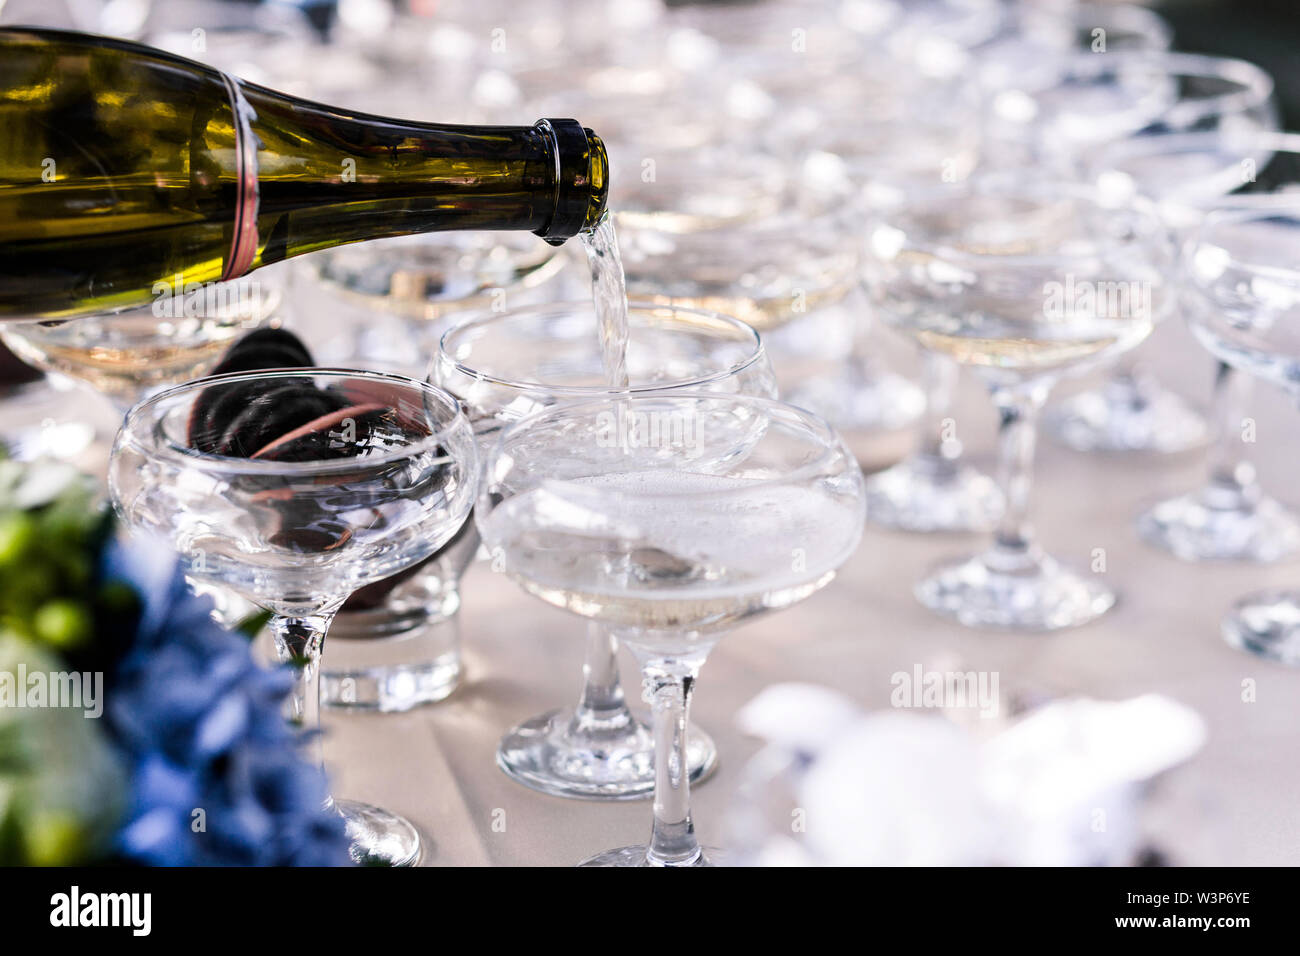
[486,390,850,496]
[1003,50,1275,114]
[1090,126,1298,166]
[1191,202,1300,284]
[435,300,768,396]
[118,367,472,477]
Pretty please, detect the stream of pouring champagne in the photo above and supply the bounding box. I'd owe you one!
[582,212,631,390]
[0,28,608,321]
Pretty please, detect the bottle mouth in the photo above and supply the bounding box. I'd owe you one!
[534,119,609,244]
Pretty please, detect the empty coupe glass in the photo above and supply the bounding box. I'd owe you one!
[109,369,478,864]
[1114,131,1300,562]
[1184,205,1300,663]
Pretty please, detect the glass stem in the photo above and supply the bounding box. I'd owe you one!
[632,650,707,867]
[916,351,961,467]
[1202,361,1259,510]
[988,382,1051,572]
[269,612,336,799]
[569,623,634,736]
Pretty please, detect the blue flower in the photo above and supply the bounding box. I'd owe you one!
[101,536,350,867]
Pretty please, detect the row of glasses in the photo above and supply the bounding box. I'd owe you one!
[432,301,776,798]
[863,176,1173,630]
[318,0,880,825]
[1184,204,1300,663]
[476,392,867,865]
[723,2,1183,539]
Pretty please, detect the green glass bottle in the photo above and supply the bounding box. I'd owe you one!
[0,28,608,320]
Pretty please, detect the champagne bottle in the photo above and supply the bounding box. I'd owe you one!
[0,28,609,320]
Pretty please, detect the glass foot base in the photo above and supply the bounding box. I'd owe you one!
[1222,591,1300,665]
[1046,382,1208,453]
[1137,492,1300,563]
[577,845,725,867]
[916,551,1115,631]
[497,707,718,800]
[336,799,421,867]
[786,366,924,434]
[323,578,465,711]
[865,456,1003,533]
[322,655,461,712]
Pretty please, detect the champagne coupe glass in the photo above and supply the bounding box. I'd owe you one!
[998,52,1276,454]
[1103,130,1300,562]
[1184,204,1300,662]
[109,369,478,864]
[1,275,279,411]
[476,393,866,865]
[291,231,570,378]
[0,340,99,463]
[611,154,913,449]
[613,165,864,339]
[864,0,1173,528]
[865,178,1172,629]
[434,301,777,799]
[854,165,1007,534]
[766,69,981,464]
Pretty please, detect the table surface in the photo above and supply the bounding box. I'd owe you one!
[5,315,1298,867]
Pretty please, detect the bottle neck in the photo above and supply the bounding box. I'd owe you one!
[237,82,608,269]
[535,119,609,244]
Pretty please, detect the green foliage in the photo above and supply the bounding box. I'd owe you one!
[0,459,126,655]
[0,460,129,863]
[0,636,125,865]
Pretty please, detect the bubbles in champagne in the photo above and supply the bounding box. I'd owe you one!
[486,469,860,610]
